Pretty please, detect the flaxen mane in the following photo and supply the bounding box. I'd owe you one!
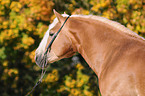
[64,14,145,41]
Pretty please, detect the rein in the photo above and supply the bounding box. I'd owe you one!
[25,15,70,96]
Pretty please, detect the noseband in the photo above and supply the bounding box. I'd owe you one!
[26,15,70,96]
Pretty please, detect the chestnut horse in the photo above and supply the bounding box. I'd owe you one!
[35,10,145,96]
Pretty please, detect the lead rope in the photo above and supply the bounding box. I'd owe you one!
[25,67,48,96]
[25,15,70,96]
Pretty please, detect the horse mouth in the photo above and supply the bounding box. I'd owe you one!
[35,53,49,68]
[35,51,59,68]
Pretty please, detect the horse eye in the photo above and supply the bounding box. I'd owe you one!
[49,32,54,36]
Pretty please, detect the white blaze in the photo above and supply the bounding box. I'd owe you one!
[35,18,59,55]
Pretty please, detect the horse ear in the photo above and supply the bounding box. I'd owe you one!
[53,9,65,23]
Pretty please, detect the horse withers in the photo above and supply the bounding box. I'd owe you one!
[35,10,145,96]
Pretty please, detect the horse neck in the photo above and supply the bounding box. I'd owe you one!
[69,17,130,77]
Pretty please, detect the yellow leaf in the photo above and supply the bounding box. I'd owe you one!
[3,61,8,67]
[3,21,9,26]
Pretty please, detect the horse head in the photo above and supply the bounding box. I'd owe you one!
[35,10,75,68]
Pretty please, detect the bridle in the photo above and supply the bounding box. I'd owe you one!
[25,15,70,96]
[45,15,70,57]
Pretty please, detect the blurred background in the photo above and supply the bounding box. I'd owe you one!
[0,0,144,96]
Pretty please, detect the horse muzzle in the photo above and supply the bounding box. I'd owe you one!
[35,51,59,68]
[35,52,49,68]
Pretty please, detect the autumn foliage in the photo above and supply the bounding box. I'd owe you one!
[0,0,144,96]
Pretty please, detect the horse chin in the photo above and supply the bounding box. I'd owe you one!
[47,51,59,63]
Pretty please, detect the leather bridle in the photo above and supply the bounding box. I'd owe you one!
[26,15,70,96]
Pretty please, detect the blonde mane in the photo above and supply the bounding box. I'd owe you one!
[68,15,145,41]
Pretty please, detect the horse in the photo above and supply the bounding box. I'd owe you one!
[35,10,145,96]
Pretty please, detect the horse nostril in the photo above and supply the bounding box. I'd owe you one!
[35,55,41,64]
[35,55,38,62]
[35,56,38,61]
